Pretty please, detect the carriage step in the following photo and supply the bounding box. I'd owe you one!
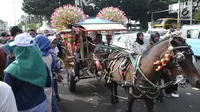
[79,75,93,79]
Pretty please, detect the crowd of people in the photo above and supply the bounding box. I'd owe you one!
[0,26,65,112]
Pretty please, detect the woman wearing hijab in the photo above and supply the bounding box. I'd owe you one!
[48,36,62,102]
[147,32,160,49]
[4,33,51,112]
[48,36,59,56]
[132,32,146,54]
[34,35,59,112]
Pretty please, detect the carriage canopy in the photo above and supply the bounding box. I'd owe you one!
[75,18,127,31]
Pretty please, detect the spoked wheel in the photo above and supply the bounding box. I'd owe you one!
[67,67,76,93]
[89,61,105,81]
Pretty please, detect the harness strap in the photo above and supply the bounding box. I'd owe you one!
[128,54,159,88]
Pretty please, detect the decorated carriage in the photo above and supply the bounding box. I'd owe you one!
[51,5,128,92]
[65,17,127,92]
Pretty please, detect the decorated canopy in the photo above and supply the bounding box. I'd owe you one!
[75,18,127,31]
[97,7,128,25]
[51,4,86,29]
[77,18,115,25]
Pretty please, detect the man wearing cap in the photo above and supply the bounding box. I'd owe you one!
[4,33,51,112]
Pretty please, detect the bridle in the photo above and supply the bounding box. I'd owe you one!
[165,39,195,85]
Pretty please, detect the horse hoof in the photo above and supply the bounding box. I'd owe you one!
[111,100,115,104]
[156,99,163,103]
[126,109,131,112]
[156,98,163,103]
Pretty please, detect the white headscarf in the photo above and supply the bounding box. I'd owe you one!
[48,36,57,43]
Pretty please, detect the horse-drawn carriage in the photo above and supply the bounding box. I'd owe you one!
[63,18,127,92]
[61,18,200,112]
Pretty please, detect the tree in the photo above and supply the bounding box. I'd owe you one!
[17,15,41,31]
[59,0,74,5]
[22,0,59,21]
[194,9,200,21]
[88,0,170,30]
[87,0,183,30]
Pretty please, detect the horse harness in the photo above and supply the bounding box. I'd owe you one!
[103,38,194,99]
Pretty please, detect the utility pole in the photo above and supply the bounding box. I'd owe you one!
[190,0,193,25]
[75,0,83,8]
[177,0,181,29]
[12,0,17,25]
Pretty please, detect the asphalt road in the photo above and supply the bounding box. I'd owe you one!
[57,59,200,112]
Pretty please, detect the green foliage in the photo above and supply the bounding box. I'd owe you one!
[22,0,59,21]
[27,24,38,31]
[194,9,200,21]
[60,0,74,5]
[21,0,182,30]
[17,15,41,31]
[88,0,171,30]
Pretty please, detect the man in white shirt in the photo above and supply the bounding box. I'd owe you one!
[0,81,18,112]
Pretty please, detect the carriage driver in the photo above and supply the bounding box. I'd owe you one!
[94,33,105,53]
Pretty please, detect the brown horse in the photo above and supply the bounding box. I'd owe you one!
[93,32,200,112]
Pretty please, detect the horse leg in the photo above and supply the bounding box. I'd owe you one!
[126,95,135,112]
[113,82,119,103]
[108,83,115,104]
[144,98,155,112]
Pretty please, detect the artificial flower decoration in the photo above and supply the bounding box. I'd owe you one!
[51,4,86,28]
[62,34,75,42]
[97,7,128,25]
[154,54,172,71]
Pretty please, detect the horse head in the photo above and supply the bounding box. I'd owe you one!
[163,32,200,87]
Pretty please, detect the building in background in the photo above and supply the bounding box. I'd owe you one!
[0,19,9,34]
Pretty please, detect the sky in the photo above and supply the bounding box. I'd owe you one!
[0,0,24,26]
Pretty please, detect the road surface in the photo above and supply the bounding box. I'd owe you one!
[57,59,200,112]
